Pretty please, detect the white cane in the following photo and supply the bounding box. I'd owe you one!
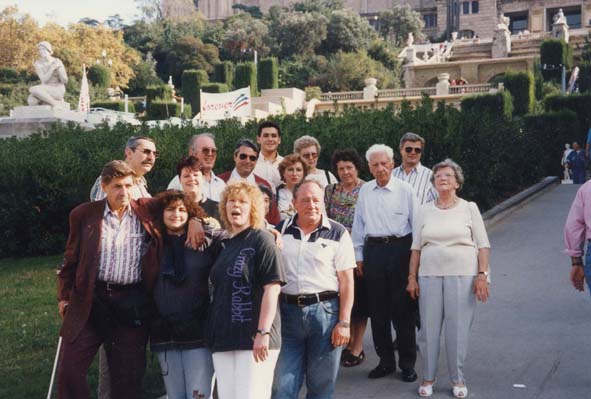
[46,336,63,399]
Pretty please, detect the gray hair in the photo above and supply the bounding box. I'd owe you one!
[431,158,465,190]
[293,135,321,154]
[188,132,215,150]
[126,136,155,150]
[365,144,394,162]
[399,132,425,148]
[293,178,324,200]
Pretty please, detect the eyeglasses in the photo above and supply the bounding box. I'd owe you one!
[301,152,319,159]
[238,153,258,162]
[199,147,217,155]
[434,172,455,180]
[404,147,422,154]
[135,148,160,158]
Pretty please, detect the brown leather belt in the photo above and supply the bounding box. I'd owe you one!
[365,235,403,244]
[280,291,339,307]
[95,281,141,291]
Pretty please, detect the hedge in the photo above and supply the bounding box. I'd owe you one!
[544,93,591,132]
[579,62,591,94]
[540,39,572,83]
[214,61,234,88]
[460,91,513,120]
[201,83,229,93]
[234,62,257,96]
[258,57,279,90]
[148,101,182,119]
[92,100,136,113]
[0,99,571,257]
[0,67,19,83]
[181,70,208,117]
[146,84,173,113]
[87,64,111,88]
[503,70,534,116]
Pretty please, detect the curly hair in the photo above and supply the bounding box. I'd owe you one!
[330,149,363,174]
[156,190,207,221]
[219,182,265,231]
[278,154,308,182]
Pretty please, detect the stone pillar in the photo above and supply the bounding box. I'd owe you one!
[405,47,416,65]
[552,22,570,43]
[492,28,511,58]
[363,78,378,100]
[436,73,450,96]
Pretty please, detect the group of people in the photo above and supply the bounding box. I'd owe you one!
[55,123,492,399]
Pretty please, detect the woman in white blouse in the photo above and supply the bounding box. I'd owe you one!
[406,159,490,399]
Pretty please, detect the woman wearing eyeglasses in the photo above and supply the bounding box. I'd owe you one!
[293,135,337,188]
[276,154,308,220]
[406,159,490,398]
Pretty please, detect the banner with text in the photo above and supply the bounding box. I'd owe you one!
[200,87,251,120]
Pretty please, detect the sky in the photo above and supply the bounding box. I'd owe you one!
[0,0,139,26]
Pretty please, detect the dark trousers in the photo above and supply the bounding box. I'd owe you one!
[57,287,148,399]
[364,234,417,370]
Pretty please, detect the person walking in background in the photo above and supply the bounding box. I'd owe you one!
[352,144,419,382]
[392,132,437,205]
[406,159,490,398]
[254,121,284,190]
[207,182,285,399]
[293,135,337,188]
[276,154,308,220]
[564,179,591,293]
[567,142,587,184]
[150,190,216,399]
[272,179,355,399]
[324,149,367,368]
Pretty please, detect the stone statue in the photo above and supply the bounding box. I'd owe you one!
[407,32,414,47]
[497,13,510,31]
[554,9,567,25]
[28,41,68,108]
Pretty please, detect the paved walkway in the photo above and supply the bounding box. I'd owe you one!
[330,184,591,399]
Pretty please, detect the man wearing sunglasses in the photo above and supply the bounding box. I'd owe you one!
[90,136,157,201]
[219,138,280,225]
[167,133,226,202]
[392,132,437,205]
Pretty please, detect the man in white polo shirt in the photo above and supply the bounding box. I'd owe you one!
[272,179,355,399]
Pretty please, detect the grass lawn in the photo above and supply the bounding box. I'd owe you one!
[0,255,165,399]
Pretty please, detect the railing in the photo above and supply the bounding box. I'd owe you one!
[320,91,364,101]
[449,84,494,95]
[378,87,436,97]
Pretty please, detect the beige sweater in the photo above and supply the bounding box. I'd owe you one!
[411,199,490,276]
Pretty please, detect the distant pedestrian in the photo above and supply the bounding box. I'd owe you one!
[566,142,586,184]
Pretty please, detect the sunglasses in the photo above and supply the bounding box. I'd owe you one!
[404,147,422,154]
[301,152,319,159]
[238,153,258,162]
[135,148,160,158]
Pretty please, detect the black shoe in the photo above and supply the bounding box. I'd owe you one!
[368,364,394,379]
[401,368,418,382]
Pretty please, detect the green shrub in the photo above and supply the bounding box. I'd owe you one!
[181,70,209,117]
[0,67,19,83]
[540,39,572,83]
[578,62,591,93]
[87,64,111,88]
[92,101,136,113]
[544,93,591,133]
[145,84,173,111]
[460,91,513,120]
[234,62,257,96]
[533,57,544,100]
[305,86,322,100]
[503,70,534,115]
[258,57,279,90]
[148,101,181,119]
[214,61,234,88]
[201,83,229,93]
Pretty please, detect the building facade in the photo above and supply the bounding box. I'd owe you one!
[198,0,591,39]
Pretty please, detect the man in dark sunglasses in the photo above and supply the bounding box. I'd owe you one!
[218,138,280,225]
[392,132,437,205]
[90,136,157,201]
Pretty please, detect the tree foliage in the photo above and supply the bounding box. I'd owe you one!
[322,8,377,54]
[378,5,424,47]
[268,10,328,58]
[222,14,270,62]
[160,36,219,85]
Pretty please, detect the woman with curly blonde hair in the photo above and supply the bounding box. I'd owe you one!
[207,182,286,399]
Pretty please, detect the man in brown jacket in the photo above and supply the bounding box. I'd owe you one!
[56,160,161,399]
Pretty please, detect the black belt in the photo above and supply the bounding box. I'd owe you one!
[365,235,403,244]
[95,281,141,292]
[280,291,339,307]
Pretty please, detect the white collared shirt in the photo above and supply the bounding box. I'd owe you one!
[351,177,419,261]
[167,171,226,202]
[392,163,437,205]
[98,203,147,284]
[278,215,356,295]
[228,168,256,184]
[254,153,283,189]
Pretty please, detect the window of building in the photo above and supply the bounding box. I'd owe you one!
[460,29,475,39]
[471,1,479,14]
[546,6,582,30]
[462,1,470,14]
[507,12,529,34]
[424,14,437,28]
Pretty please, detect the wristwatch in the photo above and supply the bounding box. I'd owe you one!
[337,320,350,328]
[478,271,489,276]
[256,329,271,336]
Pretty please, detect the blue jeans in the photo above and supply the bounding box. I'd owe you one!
[156,348,214,399]
[271,298,342,399]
